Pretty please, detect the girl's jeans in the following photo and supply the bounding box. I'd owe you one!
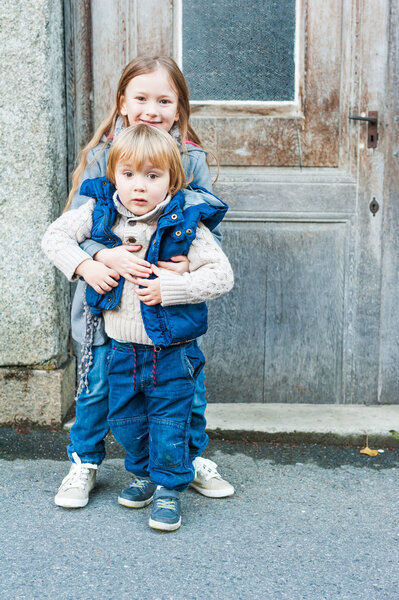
[67,340,208,467]
[107,340,205,491]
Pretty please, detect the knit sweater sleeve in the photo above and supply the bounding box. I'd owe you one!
[41,199,95,281]
[159,222,234,306]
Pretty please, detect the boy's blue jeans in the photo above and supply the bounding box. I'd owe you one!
[107,340,205,491]
[67,340,208,466]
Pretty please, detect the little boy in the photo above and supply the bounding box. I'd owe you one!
[42,124,234,530]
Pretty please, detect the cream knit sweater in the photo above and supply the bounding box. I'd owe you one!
[42,196,234,345]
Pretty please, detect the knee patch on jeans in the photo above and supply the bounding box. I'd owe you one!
[149,417,188,469]
[109,416,148,460]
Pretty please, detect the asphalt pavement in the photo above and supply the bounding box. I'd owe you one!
[1,428,398,600]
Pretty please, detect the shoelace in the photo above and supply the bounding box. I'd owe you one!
[129,478,149,490]
[196,459,221,482]
[60,463,96,491]
[155,498,178,511]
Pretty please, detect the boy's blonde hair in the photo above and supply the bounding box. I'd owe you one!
[107,124,186,196]
[65,56,201,211]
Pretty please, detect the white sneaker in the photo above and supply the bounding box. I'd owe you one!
[190,457,234,498]
[54,452,97,508]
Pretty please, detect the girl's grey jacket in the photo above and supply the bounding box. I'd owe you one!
[67,139,223,346]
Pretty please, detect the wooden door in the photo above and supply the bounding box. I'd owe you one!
[65,0,394,404]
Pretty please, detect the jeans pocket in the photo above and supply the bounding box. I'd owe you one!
[181,342,205,383]
[105,347,116,377]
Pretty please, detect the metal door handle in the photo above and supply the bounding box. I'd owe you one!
[348,115,377,123]
[348,111,378,148]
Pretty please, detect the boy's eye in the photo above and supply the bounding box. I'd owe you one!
[124,171,133,178]
[147,173,158,180]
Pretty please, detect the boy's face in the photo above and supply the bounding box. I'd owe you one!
[114,160,170,216]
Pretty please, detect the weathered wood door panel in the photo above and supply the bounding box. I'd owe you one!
[203,223,268,403]
[67,0,395,404]
[205,199,350,403]
[263,221,346,404]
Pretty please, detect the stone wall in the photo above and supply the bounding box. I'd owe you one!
[0,0,74,425]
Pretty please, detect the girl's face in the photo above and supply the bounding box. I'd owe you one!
[120,68,179,133]
[114,159,170,216]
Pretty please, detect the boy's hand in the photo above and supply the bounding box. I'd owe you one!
[134,264,162,305]
[157,255,189,275]
[94,246,152,282]
[75,259,120,294]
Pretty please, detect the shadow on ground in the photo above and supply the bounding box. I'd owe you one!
[0,426,397,471]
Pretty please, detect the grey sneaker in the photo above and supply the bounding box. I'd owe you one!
[190,457,234,498]
[54,452,97,508]
[149,487,181,531]
[118,477,156,508]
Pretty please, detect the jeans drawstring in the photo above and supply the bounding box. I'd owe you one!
[130,344,160,390]
[152,346,161,388]
[130,344,137,391]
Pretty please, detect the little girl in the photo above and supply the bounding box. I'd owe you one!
[42,124,234,530]
[54,56,234,508]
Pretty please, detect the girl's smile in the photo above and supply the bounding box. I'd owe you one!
[114,160,171,216]
[120,67,179,133]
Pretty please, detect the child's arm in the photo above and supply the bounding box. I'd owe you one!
[134,223,233,306]
[68,146,114,260]
[69,148,108,210]
[183,147,226,244]
[183,147,213,192]
[41,199,120,294]
[94,245,153,282]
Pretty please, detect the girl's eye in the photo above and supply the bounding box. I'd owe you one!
[136,96,146,102]
[160,99,170,104]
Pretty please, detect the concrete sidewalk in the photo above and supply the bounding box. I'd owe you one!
[67,402,398,447]
[64,403,399,447]
[203,403,399,447]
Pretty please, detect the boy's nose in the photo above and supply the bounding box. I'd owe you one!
[133,176,146,191]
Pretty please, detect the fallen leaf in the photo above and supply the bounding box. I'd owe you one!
[360,446,379,457]
[360,434,378,457]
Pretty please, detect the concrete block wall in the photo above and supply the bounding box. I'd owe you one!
[0,0,75,425]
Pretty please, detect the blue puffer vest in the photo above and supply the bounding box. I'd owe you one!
[80,177,228,346]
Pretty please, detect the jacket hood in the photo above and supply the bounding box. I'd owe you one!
[182,184,228,232]
[80,177,116,200]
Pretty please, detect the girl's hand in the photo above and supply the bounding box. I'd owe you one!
[157,255,189,275]
[134,264,162,305]
[94,245,152,282]
[75,259,120,294]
